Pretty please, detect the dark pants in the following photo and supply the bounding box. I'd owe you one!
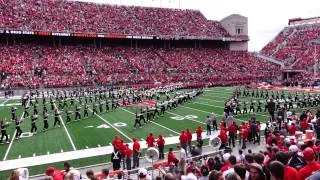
[44,121,49,130]
[126,157,132,170]
[134,118,142,128]
[252,131,260,144]
[75,112,81,120]
[207,124,211,135]
[212,121,218,130]
[133,151,140,168]
[158,146,164,159]
[229,133,235,147]
[31,124,37,133]
[1,130,8,142]
[54,117,60,127]
[242,139,246,149]
[16,127,22,138]
[84,110,88,117]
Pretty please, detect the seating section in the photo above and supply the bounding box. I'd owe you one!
[0,0,229,38]
[0,44,281,88]
[261,24,320,69]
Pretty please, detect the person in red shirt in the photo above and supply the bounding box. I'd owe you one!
[218,129,228,150]
[300,118,308,133]
[156,134,165,159]
[45,167,64,180]
[288,123,297,136]
[112,135,121,150]
[146,133,155,148]
[179,130,187,152]
[298,147,320,180]
[167,148,176,165]
[241,127,248,149]
[123,144,132,170]
[186,128,192,153]
[228,122,237,147]
[132,137,140,168]
[186,161,201,176]
[196,126,202,139]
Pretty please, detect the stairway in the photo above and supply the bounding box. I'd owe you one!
[255,53,285,67]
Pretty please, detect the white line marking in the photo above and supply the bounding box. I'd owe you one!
[33,153,36,157]
[18,155,21,159]
[98,144,101,147]
[47,152,50,155]
[61,149,64,153]
[169,134,174,137]
[109,143,112,146]
[140,138,145,141]
[121,108,180,135]
[53,103,77,151]
[86,146,89,149]
[3,98,30,160]
[1,99,10,105]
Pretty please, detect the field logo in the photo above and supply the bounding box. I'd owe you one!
[20,132,33,138]
[91,122,127,129]
[171,115,198,121]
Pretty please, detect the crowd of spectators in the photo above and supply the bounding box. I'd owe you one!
[0,44,281,89]
[261,24,320,70]
[0,0,229,38]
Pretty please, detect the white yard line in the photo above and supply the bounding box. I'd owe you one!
[3,98,29,160]
[121,108,180,135]
[53,103,77,151]
[1,99,10,105]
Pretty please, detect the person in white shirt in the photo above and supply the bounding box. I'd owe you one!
[178,145,187,169]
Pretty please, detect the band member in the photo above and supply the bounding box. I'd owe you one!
[84,104,89,118]
[0,119,9,144]
[31,114,38,133]
[11,106,17,120]
[99,101,103,113]
[43,112,49,131]
[23,105,29,118]
[53,109,61,127]
[75,105,81,120]
[92,103,98,115]
[15,118,22,139]
[134,112,142,128]
[249,100,255,113]
[66,110,72,123]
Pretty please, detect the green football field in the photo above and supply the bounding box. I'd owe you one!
[0,86,319,177]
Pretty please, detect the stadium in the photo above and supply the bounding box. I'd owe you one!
[0,0,320,180]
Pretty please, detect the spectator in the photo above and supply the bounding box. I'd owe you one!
[298,147,320,180]
[269,161,285,180]
[248,163,266,180]
[208,170,223,180]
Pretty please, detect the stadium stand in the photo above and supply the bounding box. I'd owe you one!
[261,24,320,70]
[0,0,229,38]
[0,45,281,88]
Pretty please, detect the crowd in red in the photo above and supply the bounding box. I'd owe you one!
[261,24,320,70]
[0,0,229,38]
[0,45,280,89]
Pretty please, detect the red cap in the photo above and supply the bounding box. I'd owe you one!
[303,147,315,161]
